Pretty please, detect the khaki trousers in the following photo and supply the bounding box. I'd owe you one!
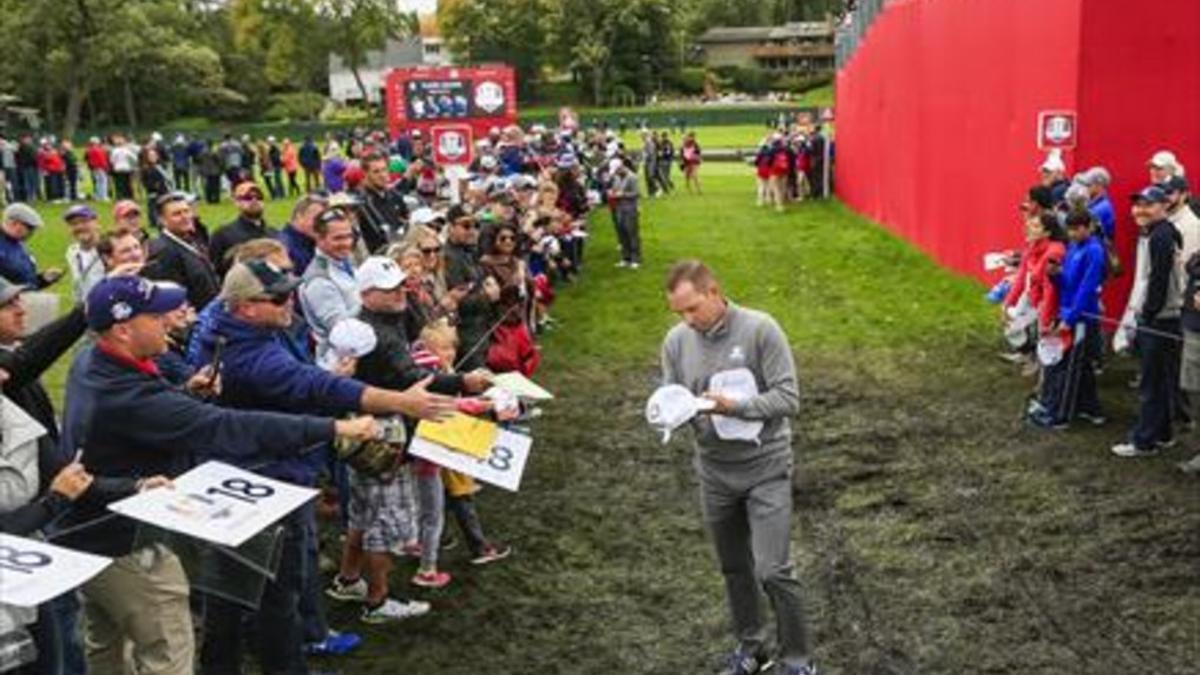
[82,545,194,675]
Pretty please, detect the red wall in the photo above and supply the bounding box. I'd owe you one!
[837,0,1200,315]
[1074,0,1200,309]
[836,0,1083,280]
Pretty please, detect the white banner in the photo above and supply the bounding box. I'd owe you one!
[0,534,111,608]
[108,462,318,548]
[408,429,532,492]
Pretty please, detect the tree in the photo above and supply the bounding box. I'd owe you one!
[439,0,548,101]
[316,0,418,104]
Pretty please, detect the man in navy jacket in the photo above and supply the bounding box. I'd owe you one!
[59,275,377,675]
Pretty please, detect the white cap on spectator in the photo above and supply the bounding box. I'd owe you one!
[410,207,438,227]
[608,158,624,174]
[1148,150,1179,170]
[1041,150,1066,174]
[356,256,406,293]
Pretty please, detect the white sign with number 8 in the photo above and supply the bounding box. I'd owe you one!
[408,429,532,492]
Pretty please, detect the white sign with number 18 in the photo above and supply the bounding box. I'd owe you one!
[0,534,112,607]
[108,461,318,548]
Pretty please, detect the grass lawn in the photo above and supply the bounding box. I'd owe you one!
[22,161,1200,674]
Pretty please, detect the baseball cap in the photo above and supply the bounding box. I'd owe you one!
[1040,151,1066,174]
[63,204,98,222]
[85,276,187,331]
[645,384,716,444]
[1080,166,1111,187]
[327,192,361,208]
[220,259,301,303]
[410,207,438,227]
[1160,175,1190,194]
[3,203,43,229]
[1148,150,1179,169]
[0,277,28,306]
[608,158,624,174]
[356,256,406,293]
[324,318,378,366]
[1131,185,1170,204]
[113,199,141,219]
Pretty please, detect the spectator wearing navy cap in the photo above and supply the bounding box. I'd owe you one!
[1163,175,1200,265]
[0,203,61,288]
[64,205,105,302]
[58,275,379,675]
[1114,186,1183,458]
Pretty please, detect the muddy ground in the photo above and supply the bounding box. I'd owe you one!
[320,339,1198,674]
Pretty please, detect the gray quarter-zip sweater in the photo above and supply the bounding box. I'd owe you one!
[660,301,799,464]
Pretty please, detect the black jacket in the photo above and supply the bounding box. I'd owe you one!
[1140,218,1183,323]
[58,345,338,556]
[355,185,409,253]
[444,241,496,370]
[145,231,220,310]
[356,308,463,394]
[209,216,276,277]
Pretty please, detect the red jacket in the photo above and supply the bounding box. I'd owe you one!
[38,149,65,174]
[486,322,540,376]
[1003,238,1064,311]
[85,145,110,171]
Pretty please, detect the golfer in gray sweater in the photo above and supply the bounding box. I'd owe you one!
[660,260,814,675]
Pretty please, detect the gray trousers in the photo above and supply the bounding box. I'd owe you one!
[614,205,641,264]
[696,451,810,666]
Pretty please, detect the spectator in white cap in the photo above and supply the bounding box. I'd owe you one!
[1040,150,1070,205]
[1148,150,1184,183]
[0,203,61,288]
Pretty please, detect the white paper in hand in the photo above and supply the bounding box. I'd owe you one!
[983,252,1008,271]
[645,384,715,443]
[0,534,112,607]
[708,368,764,443]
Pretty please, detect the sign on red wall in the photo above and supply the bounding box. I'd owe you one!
[385,65,518,166]
[1037,110,1078,150]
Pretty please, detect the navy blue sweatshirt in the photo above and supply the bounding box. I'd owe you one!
[1139,218,1183,323]
[58,344,336,557]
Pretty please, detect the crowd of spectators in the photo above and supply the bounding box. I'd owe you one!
[0,118,693,674]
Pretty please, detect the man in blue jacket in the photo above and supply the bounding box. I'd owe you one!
[59,276,378,675]
[0,203,61,287]
[192,259,456,674]
[1030,210,1108,429]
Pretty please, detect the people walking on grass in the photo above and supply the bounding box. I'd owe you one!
[660,260,816,675]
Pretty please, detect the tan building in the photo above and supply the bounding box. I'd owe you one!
[696,21,836,74]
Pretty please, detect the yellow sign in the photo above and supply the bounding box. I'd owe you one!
[415,413,499,459]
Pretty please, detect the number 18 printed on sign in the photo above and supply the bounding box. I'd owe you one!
[107,461,318,548]
[0,534,112,608]
[408,429,532,492]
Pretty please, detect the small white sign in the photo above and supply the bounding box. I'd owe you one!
[0,534,112,608]
[408,430,532,492]
[108,462,318,548]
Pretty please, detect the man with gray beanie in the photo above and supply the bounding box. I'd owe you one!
[0,203,61,287]
[659,260,814,675]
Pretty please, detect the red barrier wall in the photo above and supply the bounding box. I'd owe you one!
[835,0,1200,314]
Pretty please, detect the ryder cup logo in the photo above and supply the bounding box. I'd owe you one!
[474,81,505,114]
[729,346,745,363]
[1044,115,1074,144]
[438,131,467,161]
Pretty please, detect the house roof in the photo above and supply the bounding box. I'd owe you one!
[698,22,833,44]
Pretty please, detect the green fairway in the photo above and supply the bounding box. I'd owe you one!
[19,158,1200,674]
